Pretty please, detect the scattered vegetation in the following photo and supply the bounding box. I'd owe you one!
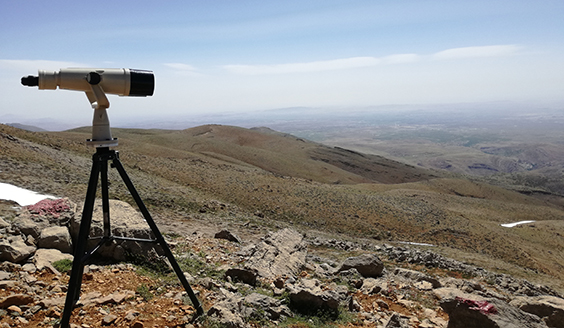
[135,283,154,301]
[52,259,73,273]
[280,306,359,328]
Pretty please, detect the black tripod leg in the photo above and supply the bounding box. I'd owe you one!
[60,153,102,328]
[100,158,111,239]
[112,157,204,316]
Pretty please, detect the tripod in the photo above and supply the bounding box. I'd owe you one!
[60,146,204,328]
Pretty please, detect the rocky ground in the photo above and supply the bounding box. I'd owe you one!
[1,199,564,328]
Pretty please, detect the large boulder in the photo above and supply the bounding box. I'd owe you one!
[0,235,36,263]
[241,228,307,279]
[12,198,76,238]
[394,268,441,289]
[207,292,291,327]
[70,200,155,261]
[286,278,343,312]
[25,198,76,226]
[435,288,548,328]
[11,216,47,239]
[338,253,384,278]
[33,248,73,271]
[510,296,564,328]
[38,226,72,253]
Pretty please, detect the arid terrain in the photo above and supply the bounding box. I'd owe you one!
[1,120,564,327]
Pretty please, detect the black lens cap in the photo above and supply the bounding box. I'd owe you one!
[129,69,154,96]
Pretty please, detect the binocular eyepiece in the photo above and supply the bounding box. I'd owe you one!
[21,68,154,97]
[21,75,39,87]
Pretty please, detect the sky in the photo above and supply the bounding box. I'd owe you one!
[1,0,563,129]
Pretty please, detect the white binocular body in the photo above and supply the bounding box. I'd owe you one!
[21,68,155,148]
[22,68,154,98]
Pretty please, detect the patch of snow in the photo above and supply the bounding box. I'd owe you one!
[397,241,435,247]
[500,220,536,228]
[0,182,58,206]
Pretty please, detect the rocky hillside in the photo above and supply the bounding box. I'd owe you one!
[1,198,564,328]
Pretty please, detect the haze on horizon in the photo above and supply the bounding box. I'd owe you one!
[1,1,563,130]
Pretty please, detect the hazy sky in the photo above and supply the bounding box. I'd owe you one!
[1,0,563,127]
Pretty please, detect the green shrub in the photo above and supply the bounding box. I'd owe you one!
[52,259,73,273]
[136,284,154,301]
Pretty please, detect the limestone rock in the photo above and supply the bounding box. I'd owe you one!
[25,198,76,226]
[511,295,564,328]
[361,278,388,295]
[38,226,72,253]
[0,271,10,280]
[394,268,441,288]
[338,253,384,278]
[102,314,118,325]
[0,235,36,263]
[384,313,412,328]
[11,216,48,239]
[214,229,242,243]
[208,292,291,327]
[225,267,258,286]
[0,218,9,229]
[33,248,73,272]
[242,228,307,279]
[0,294,34,308]
[287,278,343,312]
[436,288,548,328]
[70,199,155,261]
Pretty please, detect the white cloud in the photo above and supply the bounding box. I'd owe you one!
[381,54,420,64]
[163,63,198,71]
[224,54,419,75]
[223,45,523,76]
[162,62,202,76]
[432,45,522,60]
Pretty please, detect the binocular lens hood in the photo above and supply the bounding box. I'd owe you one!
[129,69,154,97]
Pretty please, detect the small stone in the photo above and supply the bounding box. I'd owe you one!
[46,308,61,318]
[376,299,389,309]
[16,317,29,324]
[214,230,242,243]
[7,305,22,313]
[125,310,140,321]
[0,271,11,280]
[131,321,144,328]
[0,294,34,308]
[22,263,36,273]
[102,314,118,325]
[415,281,434,290]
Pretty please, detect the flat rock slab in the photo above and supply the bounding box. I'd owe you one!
[511,295,564,328]
[243,228,307,279]
[436,288,549,328]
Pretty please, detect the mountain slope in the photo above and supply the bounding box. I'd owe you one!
[109,124,439,185]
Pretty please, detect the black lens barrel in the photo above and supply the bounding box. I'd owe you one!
[129,69,154,96]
